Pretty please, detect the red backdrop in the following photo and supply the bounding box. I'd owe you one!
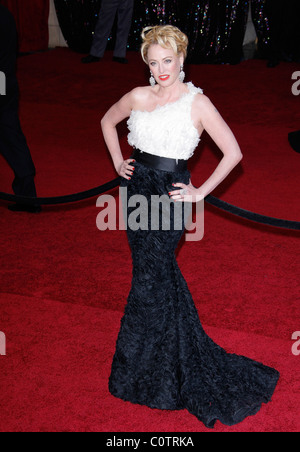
[0,0,49,53]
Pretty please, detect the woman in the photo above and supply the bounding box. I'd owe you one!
[101,25,279,429]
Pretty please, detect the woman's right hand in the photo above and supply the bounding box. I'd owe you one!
[117,159,136,180]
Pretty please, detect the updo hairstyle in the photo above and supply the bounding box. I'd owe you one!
[141,25,189,64]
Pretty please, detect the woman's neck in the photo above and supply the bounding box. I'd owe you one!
[155,81,187,103]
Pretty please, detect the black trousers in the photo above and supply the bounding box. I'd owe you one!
[0,91,38,200]
[90,0,134,59]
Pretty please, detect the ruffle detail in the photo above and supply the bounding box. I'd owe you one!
[127,82,203,160]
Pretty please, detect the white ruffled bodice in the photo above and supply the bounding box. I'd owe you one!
[127,82,203,161]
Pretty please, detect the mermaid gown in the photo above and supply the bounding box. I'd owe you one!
[109,83,280,428]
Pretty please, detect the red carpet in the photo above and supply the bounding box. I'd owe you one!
[0,48,299,432]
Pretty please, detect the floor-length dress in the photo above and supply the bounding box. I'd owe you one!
[109,83,280,428]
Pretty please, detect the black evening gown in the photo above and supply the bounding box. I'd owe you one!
[109,160,280,429]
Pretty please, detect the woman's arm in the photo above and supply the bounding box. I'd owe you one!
[101,90,136,179]
[172,94,243,202]
[195,94,243,198]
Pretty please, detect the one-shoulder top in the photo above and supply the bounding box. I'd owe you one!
[127,82,204,161]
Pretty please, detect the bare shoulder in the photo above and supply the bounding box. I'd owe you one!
[127,86,153,110]
[130,86,152,98]
[192,92,222,122]
[105,86,153,121]
[193,93,216,111]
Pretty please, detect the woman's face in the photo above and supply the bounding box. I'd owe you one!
[147,44,184,87]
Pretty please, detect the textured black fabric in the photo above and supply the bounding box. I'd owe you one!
[53,1,259,64]
[109,161,280,429]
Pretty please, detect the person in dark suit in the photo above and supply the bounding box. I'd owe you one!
[266,0,300,67]
[82,0,134,64]
[0,4,40,213]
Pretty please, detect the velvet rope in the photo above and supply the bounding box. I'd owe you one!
[0,179,299,231]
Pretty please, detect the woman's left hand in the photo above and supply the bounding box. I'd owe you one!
[169,179,204,203]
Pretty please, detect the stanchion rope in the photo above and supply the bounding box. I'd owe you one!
[0,177,299,231]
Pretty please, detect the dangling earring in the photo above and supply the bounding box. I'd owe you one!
[179,65,185,83]
[149,71,156,87]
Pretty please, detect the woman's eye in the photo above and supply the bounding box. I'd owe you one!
[150,62,156,67]
[165,59,172,64]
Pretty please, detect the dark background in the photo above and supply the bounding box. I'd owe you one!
[1,0,299,63]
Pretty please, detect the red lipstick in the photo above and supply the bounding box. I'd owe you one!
[159,75,170,81]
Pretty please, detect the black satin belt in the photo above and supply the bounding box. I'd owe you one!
[131,148,188,173]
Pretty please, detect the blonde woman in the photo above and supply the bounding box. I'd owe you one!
[101,25,279,428]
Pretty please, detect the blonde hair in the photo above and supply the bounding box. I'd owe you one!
[141,25,189,64]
